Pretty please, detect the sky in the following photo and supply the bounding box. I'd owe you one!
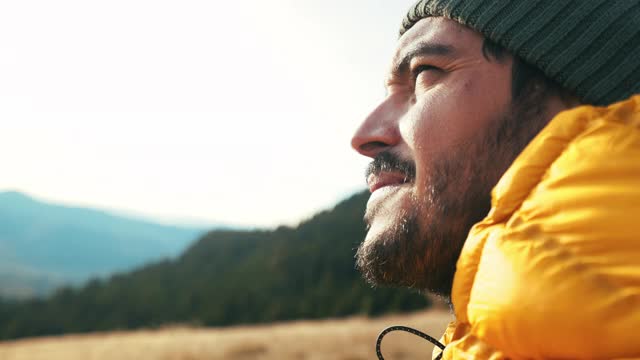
[0,0,416,228]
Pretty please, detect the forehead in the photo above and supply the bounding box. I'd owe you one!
[392,17,483,62]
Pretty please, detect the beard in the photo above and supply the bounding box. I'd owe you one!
[355,91,551,296]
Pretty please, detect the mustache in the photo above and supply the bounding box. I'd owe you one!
[365,152,416,182]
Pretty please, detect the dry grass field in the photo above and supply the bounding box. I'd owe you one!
[0,309,452,360]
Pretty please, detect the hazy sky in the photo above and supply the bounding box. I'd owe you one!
[0,0,415,227]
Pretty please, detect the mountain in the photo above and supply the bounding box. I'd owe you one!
[0,191,430,340]
[0,191,206,298]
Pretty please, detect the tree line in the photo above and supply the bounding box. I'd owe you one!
[0,192,430,340]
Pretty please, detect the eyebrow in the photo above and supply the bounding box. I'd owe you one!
[391,42,456,78]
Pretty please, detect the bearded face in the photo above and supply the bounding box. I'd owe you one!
[355,96,548,295]
[351,17,558,295]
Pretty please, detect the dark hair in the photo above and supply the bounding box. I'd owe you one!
[482,38,566,100]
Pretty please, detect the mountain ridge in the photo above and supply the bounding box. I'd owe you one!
[0,191,431,340]
[0,191,210,298]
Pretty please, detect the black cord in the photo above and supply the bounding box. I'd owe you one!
[376,325,446,360]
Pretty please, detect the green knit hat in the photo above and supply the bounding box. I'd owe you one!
[400,0,640,106]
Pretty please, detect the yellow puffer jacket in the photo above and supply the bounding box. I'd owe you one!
[437,95,640,359]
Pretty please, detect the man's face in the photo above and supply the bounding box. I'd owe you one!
[352,17,548,295]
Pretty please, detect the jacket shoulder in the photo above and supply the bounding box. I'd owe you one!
[451,96,640,359]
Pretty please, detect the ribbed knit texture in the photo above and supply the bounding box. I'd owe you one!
[400,0,640,105]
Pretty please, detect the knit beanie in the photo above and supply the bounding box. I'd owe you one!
[400,0,640,106]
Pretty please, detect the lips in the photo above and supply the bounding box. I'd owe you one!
[367,172,410,193]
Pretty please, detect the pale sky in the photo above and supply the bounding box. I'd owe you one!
[0,0,415,228]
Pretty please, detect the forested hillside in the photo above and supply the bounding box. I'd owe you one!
[0,192,429,340]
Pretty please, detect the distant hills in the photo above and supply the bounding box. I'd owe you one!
[0,191,430,340]
[0,191,206,299]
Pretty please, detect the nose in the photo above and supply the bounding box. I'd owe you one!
[351,97,402,158]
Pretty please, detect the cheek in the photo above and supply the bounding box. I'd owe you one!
[405,73,511,153]
[399,84,471,159]
[398,72,511,193]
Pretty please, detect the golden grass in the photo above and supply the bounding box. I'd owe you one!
[0,310,452,360]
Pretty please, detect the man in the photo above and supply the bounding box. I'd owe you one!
[351,0,640,358]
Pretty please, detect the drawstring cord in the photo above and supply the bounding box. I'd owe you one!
[376,325,446,360]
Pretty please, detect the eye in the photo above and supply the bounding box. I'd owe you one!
[411,65,441,84]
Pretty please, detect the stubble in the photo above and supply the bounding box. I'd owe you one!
[355,90,551,296]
